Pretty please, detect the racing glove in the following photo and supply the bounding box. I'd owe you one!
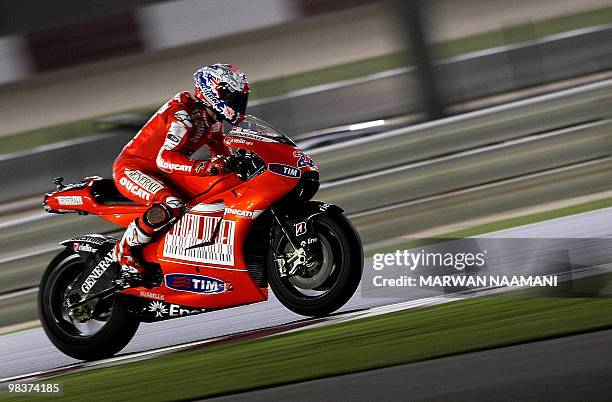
[194,156,228,176]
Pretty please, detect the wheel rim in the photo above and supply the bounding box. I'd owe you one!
[47,255,114,339]
[288,234,334,290]
[277,219,345,299]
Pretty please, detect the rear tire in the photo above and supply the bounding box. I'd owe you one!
[268,212,363,317]
[38,249,139,361]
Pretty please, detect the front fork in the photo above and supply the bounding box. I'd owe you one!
[270,207,322,277]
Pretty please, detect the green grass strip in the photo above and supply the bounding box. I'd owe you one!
[445,197,612,237]
[431,5,612,59]
[7,296,612,401]
[0,108,152,155]
[0,119,115,155]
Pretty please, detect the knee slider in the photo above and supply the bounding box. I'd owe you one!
[143,203,174,231]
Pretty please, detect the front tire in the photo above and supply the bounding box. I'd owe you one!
[268,212,363,317]
[38,249,139,361]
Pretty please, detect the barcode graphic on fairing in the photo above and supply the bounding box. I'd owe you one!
[163,214,235,265]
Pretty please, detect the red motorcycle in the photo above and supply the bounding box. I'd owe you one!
[39,115,363,360]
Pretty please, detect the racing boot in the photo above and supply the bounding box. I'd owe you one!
[113,219,152,287]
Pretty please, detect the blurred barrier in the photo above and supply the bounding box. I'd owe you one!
[0,131,132,203]
[319,119,612,213]
[0,215,118,294]
[312,77,612,180]
[252,24,612,134]
[3,26,612,203]
[1,78,612,325]
[0,290,38,328]
[352,157,611,244]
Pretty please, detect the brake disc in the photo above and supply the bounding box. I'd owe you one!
[288,235,333,290]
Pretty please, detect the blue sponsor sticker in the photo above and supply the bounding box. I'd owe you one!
[268,163,301,178]
[165,274,226,294]
[293,150,317,169]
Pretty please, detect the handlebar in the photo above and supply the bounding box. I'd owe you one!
[224,151,264,180]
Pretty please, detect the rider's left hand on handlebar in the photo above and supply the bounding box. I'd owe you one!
[194,156,229,176]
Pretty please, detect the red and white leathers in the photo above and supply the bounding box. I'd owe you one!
[112,91,231,275]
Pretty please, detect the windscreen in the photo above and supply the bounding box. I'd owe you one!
[229,115,296,146]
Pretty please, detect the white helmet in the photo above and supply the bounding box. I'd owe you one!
[194,63,250,125]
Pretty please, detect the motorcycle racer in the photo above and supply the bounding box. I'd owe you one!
[112,63,249,284]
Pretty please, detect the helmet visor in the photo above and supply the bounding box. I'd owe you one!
[220,87,248,116]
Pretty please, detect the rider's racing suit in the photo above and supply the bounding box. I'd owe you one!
[112,91,231,274]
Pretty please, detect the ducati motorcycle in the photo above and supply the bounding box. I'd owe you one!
[39,115,363,360]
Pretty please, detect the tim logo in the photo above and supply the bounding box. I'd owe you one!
[165,274,226,294]
[268,163,300,178]
[295,221,307,236]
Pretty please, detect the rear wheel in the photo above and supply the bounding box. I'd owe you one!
[268,212,363,317]
[38,249,139,360]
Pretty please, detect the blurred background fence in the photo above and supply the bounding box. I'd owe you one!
[1,0,612,136]
[1,0,612,324]
[0,0,611,198]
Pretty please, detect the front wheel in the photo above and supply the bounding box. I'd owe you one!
[38,249,140,360]
[268,212,363,317]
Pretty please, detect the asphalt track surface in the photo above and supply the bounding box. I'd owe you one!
[1,208,611,381]
[211,329,612,402]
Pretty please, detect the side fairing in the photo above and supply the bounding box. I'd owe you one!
[120,180,280,309]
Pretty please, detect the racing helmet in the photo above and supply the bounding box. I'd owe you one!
[193,64,250,125]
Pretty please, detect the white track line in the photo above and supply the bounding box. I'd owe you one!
[0,287,38,302]
[0,196,43,216]
[319,120,606,189]
[0,132,119,162]
[0,295,463,384]
[0,211,53,230]
[0,243,62,265]
[349,158,612,219]
[310,77,612,155]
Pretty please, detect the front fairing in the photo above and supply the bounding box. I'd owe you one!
[224,115,319,176]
